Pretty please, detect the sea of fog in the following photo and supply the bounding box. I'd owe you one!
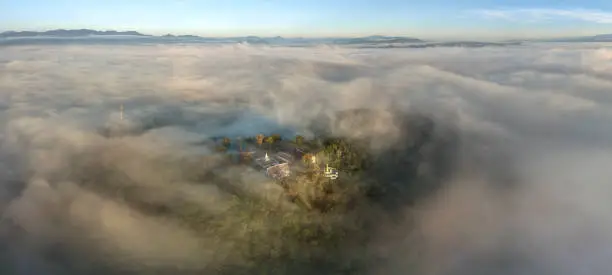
[0,40,612,274]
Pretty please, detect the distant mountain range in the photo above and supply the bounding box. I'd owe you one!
[0,29,149,37]
[593,34,612,41]
[2,29,612,45]
[0,29,424,43]
[333,35,424,44]
[514,33,612,43]
[162,34,200,38]
[360,41,522,49]
[0,30,523,48]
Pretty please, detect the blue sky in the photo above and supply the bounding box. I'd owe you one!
[1,0,612,39]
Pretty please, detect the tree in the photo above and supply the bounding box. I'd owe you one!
[302,153,313,164]
[322,137,369,173]
[271,134,282,142]
[295,135,304,146]
[265,136,275,151]
[302,153,319,171]
[256,134,264,147]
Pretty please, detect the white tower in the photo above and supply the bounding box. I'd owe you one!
[120,104,124,121]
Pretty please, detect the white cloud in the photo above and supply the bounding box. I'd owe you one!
[473,8,612,24]
[1,42,612,274]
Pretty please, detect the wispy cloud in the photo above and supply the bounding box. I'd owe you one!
[472,8,612,24]
[3,42,612,274]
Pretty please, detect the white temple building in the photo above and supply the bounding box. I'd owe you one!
[254,152,291,179]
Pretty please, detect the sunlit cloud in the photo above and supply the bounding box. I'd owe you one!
[2,42,612,274]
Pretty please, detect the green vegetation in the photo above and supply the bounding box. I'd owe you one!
[270,133,282,142]
[295,135,304,146]
[176,129,430,273]
[56,125,441,274]
[204,195,375,274]
[319,137,371,175]
[264,136,275,151]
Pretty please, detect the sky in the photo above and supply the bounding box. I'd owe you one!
[1,0,612,40]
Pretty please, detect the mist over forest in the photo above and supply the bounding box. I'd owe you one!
[1,42,612,274]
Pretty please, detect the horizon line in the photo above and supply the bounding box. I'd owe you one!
[1,28,609,42]
[0,28,423,39]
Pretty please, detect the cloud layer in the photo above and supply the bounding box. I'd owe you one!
[1,42,612,274]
